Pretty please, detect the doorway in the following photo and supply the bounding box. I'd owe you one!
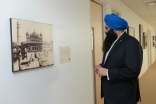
[147,29,152,67]
[90,1,104,104]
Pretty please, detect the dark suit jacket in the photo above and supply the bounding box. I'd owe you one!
[100,32,143,104]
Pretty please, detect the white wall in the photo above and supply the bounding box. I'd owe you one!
[0,0,94,104]
[100,0,156,78]
[0,0,156,104]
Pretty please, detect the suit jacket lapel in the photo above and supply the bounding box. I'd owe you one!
[101,51,107,65]
[104,32,128,65]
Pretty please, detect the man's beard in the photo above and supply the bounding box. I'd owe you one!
[102,29,117,53]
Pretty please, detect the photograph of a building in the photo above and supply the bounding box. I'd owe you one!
[10,18,54,72]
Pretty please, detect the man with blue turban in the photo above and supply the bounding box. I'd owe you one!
[95,13,143,104]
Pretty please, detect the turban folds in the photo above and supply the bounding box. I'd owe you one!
[104,13,128,30]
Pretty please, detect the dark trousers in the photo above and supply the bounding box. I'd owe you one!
[104,101,108,104]
[104,100,137,104]
[104,99,108,104]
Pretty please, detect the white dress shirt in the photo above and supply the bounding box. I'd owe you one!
[104,32,125,80]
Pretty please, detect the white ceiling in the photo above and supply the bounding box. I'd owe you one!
[121,0,156,29]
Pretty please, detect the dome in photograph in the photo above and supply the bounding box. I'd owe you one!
[26,31,29,36]
[31,30,38,36]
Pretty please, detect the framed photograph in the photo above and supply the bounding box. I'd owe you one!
[143,32,147,49]
[10,18,54,72]
[155,36,156,48]
[139,24,143,47]
[127,26,135,37]
[152,36,155,47]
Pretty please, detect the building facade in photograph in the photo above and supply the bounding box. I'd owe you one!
[26,31,43,52]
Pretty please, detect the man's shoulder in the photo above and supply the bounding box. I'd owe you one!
[126,35,139,44]
[124,35,143,52]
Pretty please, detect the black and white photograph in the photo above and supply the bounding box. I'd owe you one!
[155,36,156,49]
[139,24,143,47]
[143,32,147,49]
[10,18,54,72]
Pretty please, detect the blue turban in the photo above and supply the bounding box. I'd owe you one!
[104,13,128,30]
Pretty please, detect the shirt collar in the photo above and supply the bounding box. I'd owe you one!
[113,31,125,43]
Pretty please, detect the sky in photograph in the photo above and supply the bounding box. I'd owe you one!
[11,18,53,42]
